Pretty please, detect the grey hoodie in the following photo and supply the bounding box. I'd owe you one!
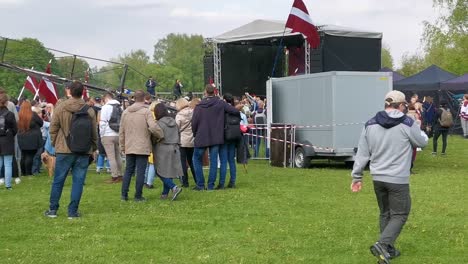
[352,109,428,184]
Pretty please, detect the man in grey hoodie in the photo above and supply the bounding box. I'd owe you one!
[351,90,428,263]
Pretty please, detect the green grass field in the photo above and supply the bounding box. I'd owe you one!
[0,136,466,263]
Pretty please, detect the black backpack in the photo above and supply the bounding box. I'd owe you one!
[108,104,122,132]
[224,113,242,141]
[66,105,93,154]
[0,111,9,136]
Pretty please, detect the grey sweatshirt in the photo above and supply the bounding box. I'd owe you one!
[351,109,428,184]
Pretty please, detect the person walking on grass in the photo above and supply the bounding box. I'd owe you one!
[45,81,98,219]
[351,90,428,263]
[153,103,183,201]
[432,101,453,155]
[119,90,163,202]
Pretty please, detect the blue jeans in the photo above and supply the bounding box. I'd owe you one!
[0,155,13,188]
[158,175,176,195]
[49,154,90,215]
[32,146,44,174]
[193,145,220,190]
[96,154,110,169]
[145,164,156,185]
[254,131,270,158]
[121,154,148,199]
[219,142,237,186]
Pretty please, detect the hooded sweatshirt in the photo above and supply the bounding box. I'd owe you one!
[352,109,428,184]
[99,99,121,137]
[192,96,239,148]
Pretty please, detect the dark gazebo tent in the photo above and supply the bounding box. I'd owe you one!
[394,65,458,104]
[380,67,405,82]
[394,65,457,92]
[441,73,468,91]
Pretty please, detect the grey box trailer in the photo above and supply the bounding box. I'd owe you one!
[266,71,392,168]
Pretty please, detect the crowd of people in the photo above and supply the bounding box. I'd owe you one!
[0,81,271,219]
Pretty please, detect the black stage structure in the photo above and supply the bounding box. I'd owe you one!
[206,20,383,96]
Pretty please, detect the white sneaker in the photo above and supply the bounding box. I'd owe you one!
[0,178,4,185]
[15,177,21,184]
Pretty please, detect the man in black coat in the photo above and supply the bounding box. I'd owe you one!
[145,76,157,97]
[173,79,182,100]
[191,85,239,190]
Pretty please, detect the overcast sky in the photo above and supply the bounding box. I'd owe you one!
[0,0,438,69]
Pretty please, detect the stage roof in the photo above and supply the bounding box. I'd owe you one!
[213,19,383,43]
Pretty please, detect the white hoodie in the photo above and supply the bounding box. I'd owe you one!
[99,99,120,137]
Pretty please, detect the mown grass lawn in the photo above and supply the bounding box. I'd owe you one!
[0,136,466,264]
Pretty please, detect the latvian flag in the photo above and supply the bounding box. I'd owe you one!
[286,0,321,49]
[38,61,59,105]
[23,75,39,95]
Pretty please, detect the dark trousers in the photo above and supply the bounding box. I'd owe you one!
[433,129,448,153]
[373,181,411,246]
[180,147,196,186]
[121,154,148,199]
[21,149,37,176]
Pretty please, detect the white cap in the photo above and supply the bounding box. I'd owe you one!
[385,90,407,104]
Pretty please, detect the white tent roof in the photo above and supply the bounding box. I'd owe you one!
[213,19,382,43]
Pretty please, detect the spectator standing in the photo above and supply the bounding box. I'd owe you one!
[0,92,18,190]
[17,101,43,176]
[432,101,452,155]
[422,96,436,137]
[153,103,183,200]
[173,79,183,100]
[192,85,239,191]
[100,92,123,183]
[218,94,241,189]
[145,76,157,97]
[175,98,196,187]
[351,90,428,263]
[45,81,98,219]
[460,94,468,138]
[119,90,163,202]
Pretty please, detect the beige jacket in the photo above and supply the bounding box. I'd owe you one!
[119,102,163,155]
[50,97,98,154]
[175,106,194,148]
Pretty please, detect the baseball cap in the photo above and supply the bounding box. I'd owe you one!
[385,90,407,104]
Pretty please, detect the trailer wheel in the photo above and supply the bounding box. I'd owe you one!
[294,147,311,168]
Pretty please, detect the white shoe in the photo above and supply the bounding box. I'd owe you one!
[0,178,4,185]
[15,177,21,184]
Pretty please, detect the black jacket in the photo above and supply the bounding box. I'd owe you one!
[18,112,44,150]
[192,96,239,148]
[0,108,17,155]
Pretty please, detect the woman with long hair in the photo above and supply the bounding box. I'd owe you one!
[17,101,43,176]
[175,98,196,187]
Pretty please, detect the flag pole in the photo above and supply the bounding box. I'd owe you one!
[271,3,294,77]
[17,86,25,101]
[18,67,35,100]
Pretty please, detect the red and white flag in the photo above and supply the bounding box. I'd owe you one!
[286,0,321,49]
[23,75,39,95]
[82,68,90,100]
[38,61,59,105]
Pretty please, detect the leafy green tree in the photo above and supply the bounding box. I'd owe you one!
[57,57,90,80]
[381,43,394,69]
[0,37,60,97]
[154,34,205,92]
[422,0,467,74]
[399,53,428,77]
